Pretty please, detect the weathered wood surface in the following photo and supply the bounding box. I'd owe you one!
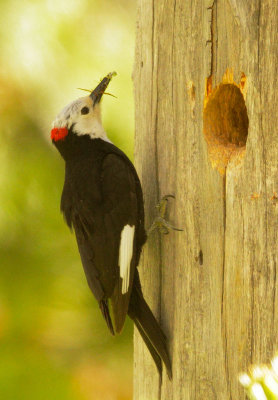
[133,0,278,399]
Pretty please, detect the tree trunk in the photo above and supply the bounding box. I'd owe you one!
[133,0,278,399]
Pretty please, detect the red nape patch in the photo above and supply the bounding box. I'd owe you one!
[51,127,68,142]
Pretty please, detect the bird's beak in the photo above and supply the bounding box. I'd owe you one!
[90,71,117,105]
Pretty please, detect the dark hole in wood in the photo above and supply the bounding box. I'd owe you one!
[203,82,249,174]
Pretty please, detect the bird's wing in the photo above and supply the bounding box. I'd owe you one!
[72,211,115,335]
[101,153,139,333]
[71,153,139,334]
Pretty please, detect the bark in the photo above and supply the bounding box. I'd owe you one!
[133,0,278,399]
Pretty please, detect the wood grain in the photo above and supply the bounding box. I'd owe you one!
[133,0,278,398]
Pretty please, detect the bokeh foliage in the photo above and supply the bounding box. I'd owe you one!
[0,1,136,399]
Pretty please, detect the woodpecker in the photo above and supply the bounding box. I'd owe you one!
[51,72,172,379]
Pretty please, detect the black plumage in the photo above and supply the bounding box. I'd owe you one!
[51,74,172,379]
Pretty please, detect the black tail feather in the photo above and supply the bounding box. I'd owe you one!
[128,283,172,380]
[133,317,162,375]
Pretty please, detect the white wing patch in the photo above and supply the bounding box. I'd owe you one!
[118,224,135,294]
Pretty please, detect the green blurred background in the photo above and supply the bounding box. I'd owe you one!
[0,0,136,398]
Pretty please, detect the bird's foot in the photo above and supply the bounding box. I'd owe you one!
[147,195,183,236]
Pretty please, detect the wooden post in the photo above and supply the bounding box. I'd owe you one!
[133,0,278,398]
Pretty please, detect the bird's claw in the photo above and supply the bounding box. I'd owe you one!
[147,195,183,236]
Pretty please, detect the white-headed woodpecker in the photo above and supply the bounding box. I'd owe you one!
[51,72,172,379]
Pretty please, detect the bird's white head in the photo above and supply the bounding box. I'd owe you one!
[51,72,116,143]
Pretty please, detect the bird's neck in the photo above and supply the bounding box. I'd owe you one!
[74,118,111,143]
[54,130,108,162]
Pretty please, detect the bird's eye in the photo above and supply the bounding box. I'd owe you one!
[81,106,89,115]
